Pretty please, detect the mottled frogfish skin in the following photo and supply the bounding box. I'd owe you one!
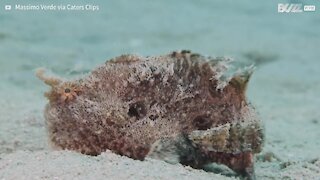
[37,50,264,179]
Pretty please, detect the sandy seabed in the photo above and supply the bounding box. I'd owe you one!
[1,57,320,180]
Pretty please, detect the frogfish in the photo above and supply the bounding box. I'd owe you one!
[37,50,264,179]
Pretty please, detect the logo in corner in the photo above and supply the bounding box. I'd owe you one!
[304,5,316,12]
[5,5,12,10]
[278,3,303,13]
[278,3,316,13]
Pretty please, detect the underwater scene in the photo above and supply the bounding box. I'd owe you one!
[0,0,320,179]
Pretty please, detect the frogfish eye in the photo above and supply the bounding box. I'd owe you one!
[64,88,71,93]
